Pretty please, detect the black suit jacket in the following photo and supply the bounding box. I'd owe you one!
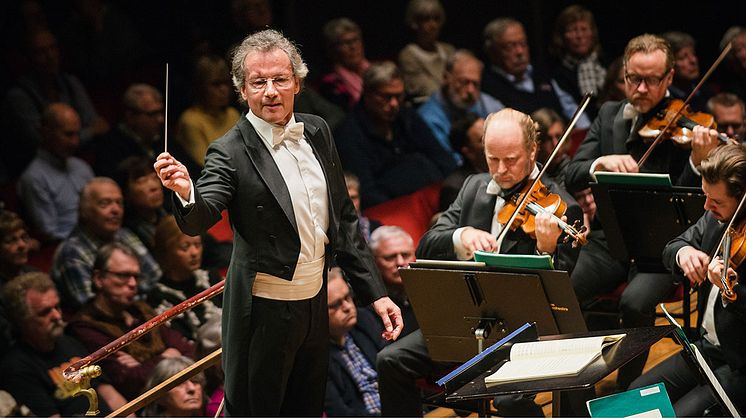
[173,113,387,413]
[663,212,746,370]
[416,173,582,272]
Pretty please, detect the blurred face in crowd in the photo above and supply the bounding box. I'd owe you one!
[126,93,165,143]
[484,116,536,190]
[241,48,300,126]
[673,46,700,82]
[327,274,357,341]
[23,288,65,351]
[81,181,124,239]
[491,23,530,77]
[537,121,566,166]
[0,228,31,269]
[45,105,81,159]
[94,248,140,311]
[234,0,272,31]
[167,234,203,281]
[373,235,415,288]
[445,55,482,109]
[127,173,164,212]
[732,33,746,70]
[624,50,673,114]
[333,30,366,70]
[702,180,738,222]
[461,118,488,172]
[28,30,60,75]
[347,184,361,214]
[712,103,745,140]
[202,75,232,110]
[162,378,204,417]
[413,13,443,46]
[563,18,594,58]
[364,78,405,125]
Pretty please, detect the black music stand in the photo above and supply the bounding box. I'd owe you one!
[444,325,677,417]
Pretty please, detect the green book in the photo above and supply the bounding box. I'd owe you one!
[594,171,673,187]
[473,250,553,270]
[586,382,675,417]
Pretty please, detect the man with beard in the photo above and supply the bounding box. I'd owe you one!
[0,272,128,416]
[51,177,161,309]
[418,50,504,167]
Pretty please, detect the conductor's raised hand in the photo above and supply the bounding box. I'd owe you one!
[154,152,192,201]
[372,296,403,341]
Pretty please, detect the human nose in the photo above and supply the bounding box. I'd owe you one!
[264,79,279,96]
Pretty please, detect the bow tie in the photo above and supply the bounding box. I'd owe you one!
[271,122,304,147]
[622,103,639,120]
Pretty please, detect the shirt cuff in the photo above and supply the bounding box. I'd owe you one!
[175,180,195,207]
[452,227,473,261]
[689,156,701,176]
[675,245,693,269]
[589,157,602,181]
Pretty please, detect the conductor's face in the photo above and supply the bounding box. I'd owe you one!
[484,117,536,191]
[241,48,300,126]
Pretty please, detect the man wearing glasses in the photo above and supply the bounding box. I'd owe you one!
[708,92,746,142]
[565,33,721,390]
[154,30,402,416]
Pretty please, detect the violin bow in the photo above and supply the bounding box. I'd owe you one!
[637,42,733,168]
[495,93,592,250]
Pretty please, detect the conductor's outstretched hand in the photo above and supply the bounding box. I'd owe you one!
[154,152,192,201]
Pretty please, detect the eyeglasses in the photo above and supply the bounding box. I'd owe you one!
[328,292,354,311]
[104,270,141,282]
[247,75,295,91]
[372,90,405,103]
[719,121,744,132]
[499,40,528,52]
[624,70,670,87]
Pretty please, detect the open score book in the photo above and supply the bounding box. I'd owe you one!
[484,333,625,385]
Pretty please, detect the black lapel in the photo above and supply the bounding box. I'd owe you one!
[237,117,298,233]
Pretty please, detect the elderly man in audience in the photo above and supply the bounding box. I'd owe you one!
[0,272,128,416]
[51,177,161,309]
[418,50,504,167]
[68,242,194,400]
[708,92,746,142]
[325,267,387,417]
[335,61,456,209]
[17,103,94,243]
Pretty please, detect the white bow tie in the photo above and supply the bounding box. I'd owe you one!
[271,122,304,147]
[622,103,639,120]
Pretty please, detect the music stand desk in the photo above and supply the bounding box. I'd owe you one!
[446,325,676,417]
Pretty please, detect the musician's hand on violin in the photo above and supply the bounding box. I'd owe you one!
[154,152,192,201]
[691,125,720,167]
[678,246,710,286]
[460,227,498,255]
[593,154,639,173]
[706,256,738,290]
[535,212,563,254]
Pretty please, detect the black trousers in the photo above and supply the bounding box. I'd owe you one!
[238,290,329,416]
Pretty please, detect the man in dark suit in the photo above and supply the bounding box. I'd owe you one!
[377,108,582,417]
[630,143,746,416]
[154,29,402,416]
[564,33,721,389]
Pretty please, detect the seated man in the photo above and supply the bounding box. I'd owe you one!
[325,267,387,417]
[377,108,582,417]
[417,49,504,166]
[334,61,457,209]
[51,177,161,309]
[438,113,488,211]
[708,92,745,142]
[67,242,194,400]
[17,103,94,242]
[0,272,127,416]
[630,143,746,416]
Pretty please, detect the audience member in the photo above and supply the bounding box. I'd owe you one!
[0,272,128,416]
[549,5,606,117]
[218,0,274,51]
[149,216,222,341]
[718,26,746,101]
[369,226,419,338]
[531,107,569,188]
[334,61,456,209]
[660,31,715,111]
[141,356,206,417]
[438,113,487,211]
[177,55,241,167]
[481,18,590,129]
[194,316,224,417]
[596,56,626,107]
[398,0,455,104]
[114,156,168,250]
[0,29,109,177]
[708,92,746,142]
[418,50,504,166]
[67,242,194,400]
[51,177,161,309]
[17,103,94,242]
[325,267,386,417]
[84,83,199,179]
[320,18,371,110]
[344,172,381,242]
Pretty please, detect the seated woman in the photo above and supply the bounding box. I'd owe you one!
[0,210,37,285]
[148,215,222,341]
[115,156,168,250]
[142,356,207,417]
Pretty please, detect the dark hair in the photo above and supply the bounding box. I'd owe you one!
[113,156,155,197]
[700,143,746,200]
[550,4,600,58]
[449,112,481,151]
[0,210,27,242]
[2,272,56,325]
[92,242,140,284]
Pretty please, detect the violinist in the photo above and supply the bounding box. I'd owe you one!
[564,34,720,391]
[375,108,582,417]
[630,144,746,416]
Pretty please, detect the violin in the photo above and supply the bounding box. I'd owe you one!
[712,187,746,304]
[497,179,588,248]
[638,98,738,146]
